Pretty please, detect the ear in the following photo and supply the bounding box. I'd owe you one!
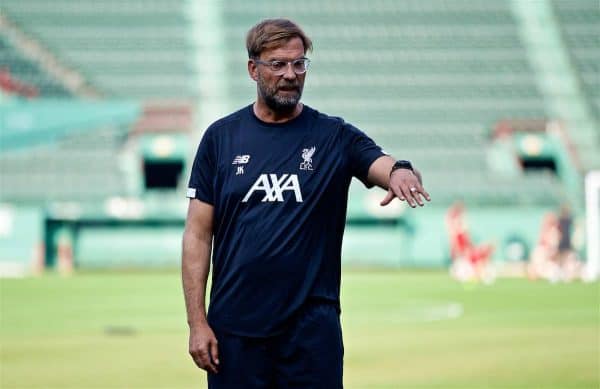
[248,59,258,81]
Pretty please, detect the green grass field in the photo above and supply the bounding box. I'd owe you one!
[1,270,598,388]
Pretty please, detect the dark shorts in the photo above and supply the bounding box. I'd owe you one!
[208,301,344,389]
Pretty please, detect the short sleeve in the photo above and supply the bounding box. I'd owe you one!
[186,129,216,204]
[345,123,387,188]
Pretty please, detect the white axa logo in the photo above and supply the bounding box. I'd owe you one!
[242,174,303,203]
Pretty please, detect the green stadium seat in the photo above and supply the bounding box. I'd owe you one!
[1,0,194,99]
[0,35,71,97]
[0,129,131,203]
[552,0,600,170]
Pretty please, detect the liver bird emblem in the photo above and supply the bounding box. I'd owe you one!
[300,146,316,170]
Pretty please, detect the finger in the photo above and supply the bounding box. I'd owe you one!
[191,348,217,374]
[407,185,424,206]
[200,350,218,374]
[380,189,395,206]
[391,185,408,204]
[190,350,207,370]
[412,182,430,203]
[190,351,203,369]
[399,184,417,208]
[210,339,220,366]
[419,186,431,202]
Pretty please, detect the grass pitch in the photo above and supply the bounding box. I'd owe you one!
[1,270,598,388]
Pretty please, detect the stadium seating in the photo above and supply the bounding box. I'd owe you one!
[0,0,196,98]
[1,0,595,268]
[0,128,133,203]
[3,0,588,208]
[0,35,70,97]
[220,0,564,208]
[553,0,600,112]
[552,0,600,169]
[0,1,194,205]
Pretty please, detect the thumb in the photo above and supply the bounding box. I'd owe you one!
[210,339,219,365]
[380,189,395,206]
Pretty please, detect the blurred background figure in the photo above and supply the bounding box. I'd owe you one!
[556,203,583,281]
[528,211,561,282]
[446,202,496,284]
[528,204,583,282]
[0,66,38,98]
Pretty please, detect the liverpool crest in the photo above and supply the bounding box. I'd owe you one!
[300,146,316,170]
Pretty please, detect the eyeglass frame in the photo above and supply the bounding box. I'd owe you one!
[251,57,311,76]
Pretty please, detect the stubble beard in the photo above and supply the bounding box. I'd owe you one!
[257,73,304,113]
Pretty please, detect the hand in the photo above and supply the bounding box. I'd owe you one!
[189,322,219,374]
[380,168,430,208]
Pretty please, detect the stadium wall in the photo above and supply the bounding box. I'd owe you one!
[344,205,569,267]
[0,204,44,276]
[8,205,570,271]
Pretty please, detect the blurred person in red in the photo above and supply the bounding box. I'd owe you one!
[0,67,39,98]
[445,201,495,283]
[528,212,561,281]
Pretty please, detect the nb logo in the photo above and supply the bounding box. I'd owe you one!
[232,155,250,165]
[242,174,303,203]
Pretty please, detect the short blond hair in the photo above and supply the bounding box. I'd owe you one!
[246,18,313,59]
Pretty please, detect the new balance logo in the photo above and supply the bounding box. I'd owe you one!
[232,155,250,165]
[242,174,303,203]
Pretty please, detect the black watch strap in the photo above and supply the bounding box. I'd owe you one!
[390,160,413,176]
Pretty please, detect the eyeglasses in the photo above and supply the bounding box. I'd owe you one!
[253,58,311,76]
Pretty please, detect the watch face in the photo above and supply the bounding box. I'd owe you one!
[390,160,413,177]
[395,160,412,170]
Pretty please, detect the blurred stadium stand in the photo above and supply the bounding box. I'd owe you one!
[0,0,597,273]
[1,0,196,98]
[554,0,600,114]
[1,129,131,202]
[552,0,600,169]
[221,0,573,208]
[0,35,70,97]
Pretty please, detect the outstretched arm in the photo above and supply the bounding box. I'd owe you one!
[366,155,430,208]
[182,199,219,374]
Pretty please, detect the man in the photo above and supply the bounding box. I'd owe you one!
[182,18,430,388]
[556,204,582,281]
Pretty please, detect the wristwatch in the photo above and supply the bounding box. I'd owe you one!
[390,160,413,177]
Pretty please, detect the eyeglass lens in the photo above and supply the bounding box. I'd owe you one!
[269,59,309,75]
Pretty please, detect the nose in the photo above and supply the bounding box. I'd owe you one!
[282,63,297,80]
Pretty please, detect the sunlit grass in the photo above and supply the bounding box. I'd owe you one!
[1,270,598,388]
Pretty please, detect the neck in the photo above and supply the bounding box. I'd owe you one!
[253,99,303,123]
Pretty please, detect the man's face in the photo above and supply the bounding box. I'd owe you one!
[250,37,307,111]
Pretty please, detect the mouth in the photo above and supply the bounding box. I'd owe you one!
[278,84,299,92]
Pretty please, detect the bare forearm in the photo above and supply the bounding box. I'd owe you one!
[368,155,423,189]
[182,230,212,328]
[368,155,395,189]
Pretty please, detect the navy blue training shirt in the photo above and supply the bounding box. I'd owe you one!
[187,104,386,337]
